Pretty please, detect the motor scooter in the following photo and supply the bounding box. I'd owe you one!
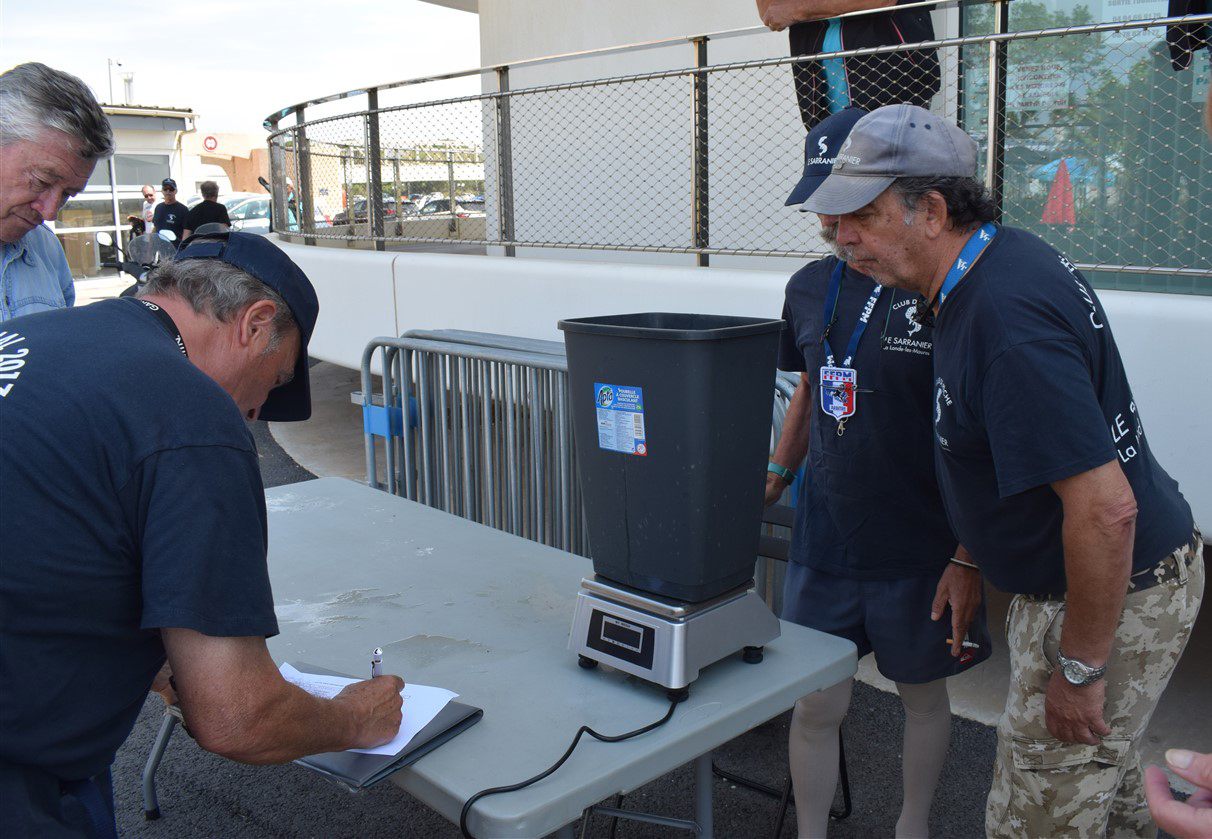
[96,229,177,297]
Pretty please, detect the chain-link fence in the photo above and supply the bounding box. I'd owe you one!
[268,9,1212,294]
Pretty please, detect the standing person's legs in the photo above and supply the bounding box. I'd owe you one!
[986,534,1204,838]
[789,678,854,839]
[894,679,951,839]
[783,562,866,839]
[784,563,991,838]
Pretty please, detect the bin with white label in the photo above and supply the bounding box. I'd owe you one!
[558,312,783,603]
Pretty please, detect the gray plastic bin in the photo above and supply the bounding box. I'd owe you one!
[558,312,783,603]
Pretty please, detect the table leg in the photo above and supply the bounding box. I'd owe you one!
[695,751,714,839]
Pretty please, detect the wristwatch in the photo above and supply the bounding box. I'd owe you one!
[1056,651,1106,686]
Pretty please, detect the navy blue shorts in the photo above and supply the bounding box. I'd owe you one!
[781,561,992,683]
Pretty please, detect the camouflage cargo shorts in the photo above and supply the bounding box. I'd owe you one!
[986,530,1205,838]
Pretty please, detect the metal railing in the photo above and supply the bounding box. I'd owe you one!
[360,330,586,554]
[267,6,1212,294]
[359,330,802,559]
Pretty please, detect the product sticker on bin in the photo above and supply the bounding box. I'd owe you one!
[594,383,647,455]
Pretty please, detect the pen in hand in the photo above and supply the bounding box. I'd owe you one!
[371,647,383,678]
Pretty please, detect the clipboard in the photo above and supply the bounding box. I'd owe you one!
[288,662,483,792]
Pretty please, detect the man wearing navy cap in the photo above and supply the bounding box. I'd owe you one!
[766,107,990,838]
[804,103,1203,837]
[151,178,187,243]
[0,232,405,838]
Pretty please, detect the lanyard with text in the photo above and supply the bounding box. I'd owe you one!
[937,223,998,308]
[819,260,882,435]
[131,297,188,358]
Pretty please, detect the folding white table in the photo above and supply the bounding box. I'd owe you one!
[264,478,856,838]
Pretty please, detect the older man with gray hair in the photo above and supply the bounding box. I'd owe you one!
[803,104,1203,837]
[0,232,406,838]
[0,62,113,322]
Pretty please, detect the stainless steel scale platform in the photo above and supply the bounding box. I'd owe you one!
[569,575,781,694]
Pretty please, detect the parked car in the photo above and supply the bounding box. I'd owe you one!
[227,196,272,232]
[331,196,397,225]
[183,191,259,210]
[417,198,484,218]
[221,191,263,210]
[227,195,330,233]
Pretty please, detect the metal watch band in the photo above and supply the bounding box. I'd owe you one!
[1057,650,1106,686]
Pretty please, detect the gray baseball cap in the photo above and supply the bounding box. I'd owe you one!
[803,104,978,216]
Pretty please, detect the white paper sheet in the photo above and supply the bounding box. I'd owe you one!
[279,662,458,756]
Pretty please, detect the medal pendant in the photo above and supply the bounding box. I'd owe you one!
[820,365,858,423]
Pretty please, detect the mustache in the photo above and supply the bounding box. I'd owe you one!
[820,223,855,262]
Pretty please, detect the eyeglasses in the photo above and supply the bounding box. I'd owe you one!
[162,187,176,192]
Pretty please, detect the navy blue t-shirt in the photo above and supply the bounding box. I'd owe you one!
[931,226,1192,594]
[152,201,188,242]
[778,256,957,579]
[0,298,280,780]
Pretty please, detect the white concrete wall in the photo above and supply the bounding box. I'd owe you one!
[477,1,771,69]
[275,239,1212,531]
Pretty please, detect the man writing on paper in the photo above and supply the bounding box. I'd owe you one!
[0,231,404,838]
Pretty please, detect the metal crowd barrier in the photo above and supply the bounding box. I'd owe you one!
[359,330,802,567]
[360,330,585,554]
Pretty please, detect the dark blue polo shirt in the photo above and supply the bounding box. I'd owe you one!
[931,226,1192,594]
[0,299,279,784]
[779,256,957,579]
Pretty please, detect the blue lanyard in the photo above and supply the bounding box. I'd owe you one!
[938,223,998,307]
[822,260,882,368]
[821,19,850,113]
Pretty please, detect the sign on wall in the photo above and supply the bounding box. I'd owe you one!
[1007,62,1070,111]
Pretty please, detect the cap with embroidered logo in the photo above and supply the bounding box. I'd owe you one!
[803,104,978,216]
[174,231,319,421]
[785,107,867,207]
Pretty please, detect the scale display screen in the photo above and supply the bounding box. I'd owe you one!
[586,608,655,669]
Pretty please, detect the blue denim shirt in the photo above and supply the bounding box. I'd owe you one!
[1,224,75,323]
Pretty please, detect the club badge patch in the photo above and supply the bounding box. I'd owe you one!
[820,366,857,420]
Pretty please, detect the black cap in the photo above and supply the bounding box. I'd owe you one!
[161,178,178,190]
[785,107,867,207]
[174,232,319,421]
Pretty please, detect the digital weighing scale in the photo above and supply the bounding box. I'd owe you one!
[570,574,781,695]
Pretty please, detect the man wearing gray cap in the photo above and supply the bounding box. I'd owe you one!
[803,103,1202,837]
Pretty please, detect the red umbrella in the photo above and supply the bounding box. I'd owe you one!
[1041,158,1076,226]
